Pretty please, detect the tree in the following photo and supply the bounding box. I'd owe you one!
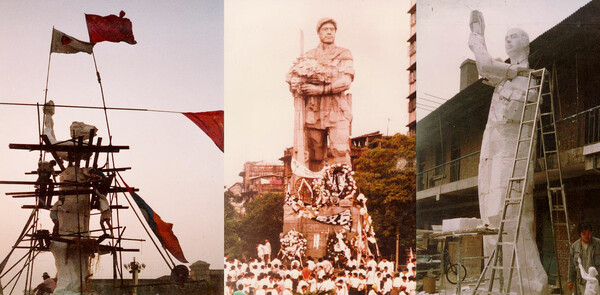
[238,192,284,258]
[353,133,416,261]
[224,191,243,257]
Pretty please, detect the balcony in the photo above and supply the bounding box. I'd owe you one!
[417,151,480,192]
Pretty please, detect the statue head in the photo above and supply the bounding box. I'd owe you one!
[43,100,55,116]
[317,18,337,45]
[505,28,529,62]
[70,121,98,140]
[590,266,599,277]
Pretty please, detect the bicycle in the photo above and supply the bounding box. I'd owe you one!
[443,248,467,284]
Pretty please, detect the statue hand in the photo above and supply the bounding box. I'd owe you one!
[468,32,485,51]
[470,10,485,36]
[300,83,323,96]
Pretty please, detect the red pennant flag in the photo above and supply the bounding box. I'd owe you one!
[183,111,224,152]
[122,180,188,263]
[85,10,137,45]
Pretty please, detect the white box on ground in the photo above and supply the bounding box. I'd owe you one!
[442,217,482,232]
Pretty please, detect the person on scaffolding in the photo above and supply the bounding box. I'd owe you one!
[32,272,56,295]
[90,170,114,242]
[49,197,65,237]
[35,160,56,209]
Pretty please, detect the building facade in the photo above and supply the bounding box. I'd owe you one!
[407,0,417,135]
[417,0,600,286]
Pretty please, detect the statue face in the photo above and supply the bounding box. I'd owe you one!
[318,23,336,45]
[505,28,528,58]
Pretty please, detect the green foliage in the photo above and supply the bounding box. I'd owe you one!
[353,133,416,260]
[225,192,284,258]
[224,191,243,257]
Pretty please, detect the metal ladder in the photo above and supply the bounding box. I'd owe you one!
[473,68,564,294]
[539,67,571,293]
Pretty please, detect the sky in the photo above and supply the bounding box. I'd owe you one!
[417,0,592,121]
[0,0,223,290]
[224,0,411,186]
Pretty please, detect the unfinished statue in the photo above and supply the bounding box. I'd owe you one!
[286,18,354,172]
[468,10,547,294]
[43,101,99,294]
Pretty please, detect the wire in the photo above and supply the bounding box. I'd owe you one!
[421,92,448,101]
[418,97,443,105]
[0,101,185,114]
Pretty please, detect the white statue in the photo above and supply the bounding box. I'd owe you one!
[43,101,99,294]
[579,257,599,295]
[469,10,547,294]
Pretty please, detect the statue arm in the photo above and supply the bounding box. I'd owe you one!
[329,74,352,94]
[579,259,596,281]
[468,10,519,85]
[301,56,353,96]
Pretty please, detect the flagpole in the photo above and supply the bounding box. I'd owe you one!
[42,28,54,160]
[44,29,53,106]
[91,52,113,145]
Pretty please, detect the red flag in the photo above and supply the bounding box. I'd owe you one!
[183,111,224,152]
[85,10,137,44]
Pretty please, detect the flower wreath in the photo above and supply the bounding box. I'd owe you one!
[280,230,307,261]
[313,164,357,205]
[287,57,337,96]
[326,231,352,262]
[285,164,358,218]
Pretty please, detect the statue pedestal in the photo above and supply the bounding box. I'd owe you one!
[282,201,361,258]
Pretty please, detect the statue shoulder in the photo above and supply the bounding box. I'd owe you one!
[334,47,353,60]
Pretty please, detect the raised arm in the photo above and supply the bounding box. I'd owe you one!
[579,257,596,281]
[468,10,519,85]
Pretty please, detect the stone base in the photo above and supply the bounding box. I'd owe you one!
[282,201,361,258]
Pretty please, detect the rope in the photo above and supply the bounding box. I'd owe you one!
[114,172,175,270]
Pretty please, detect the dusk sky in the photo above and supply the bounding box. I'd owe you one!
[0,0,224,289]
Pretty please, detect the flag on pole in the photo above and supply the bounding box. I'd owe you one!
[50,28,94,54]
[85,10,137,44]
[122,181,188,263]
[183,111,224,152]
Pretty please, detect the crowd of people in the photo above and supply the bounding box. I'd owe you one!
[224,255,417,295]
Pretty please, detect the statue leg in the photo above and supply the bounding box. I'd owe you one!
[328,121,351,167]
[306,128,327,171]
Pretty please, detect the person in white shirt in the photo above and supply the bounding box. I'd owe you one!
[322,258,334,274]
[257,243,265,262]
[283,274,293,291]
[306,256,316,271]
[297,279,310,293]
[263,239,272,263]
[368,283,381,295]
[407,277,416,295]
[320,275,336,291]
[335,279,349,295]
[271,257,282,268]
[382,274,393,295]
[366,256,378,270]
